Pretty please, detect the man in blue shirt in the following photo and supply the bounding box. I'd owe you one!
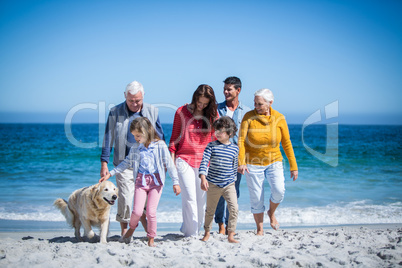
[100,80,164,236]
[215,76,250,234]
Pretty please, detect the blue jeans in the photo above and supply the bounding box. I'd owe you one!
[214,172,242,225]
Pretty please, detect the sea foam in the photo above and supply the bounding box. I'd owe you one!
[1,201,401,227]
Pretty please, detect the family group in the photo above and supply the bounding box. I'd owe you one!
[99,77,298,246]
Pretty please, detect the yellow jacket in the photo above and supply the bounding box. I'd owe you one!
[238,108,298,171]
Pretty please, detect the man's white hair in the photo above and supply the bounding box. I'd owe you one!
[254,88,274,104]
[125,81,144,96]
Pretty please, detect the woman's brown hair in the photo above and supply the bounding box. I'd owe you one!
[190,84,218,129]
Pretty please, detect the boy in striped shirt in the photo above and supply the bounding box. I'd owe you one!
[199,116,239,243]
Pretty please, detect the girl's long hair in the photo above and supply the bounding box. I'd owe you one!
[190,84,218,129]
[130,117,160,147]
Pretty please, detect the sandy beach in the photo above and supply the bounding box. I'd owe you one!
[0,224,401,267]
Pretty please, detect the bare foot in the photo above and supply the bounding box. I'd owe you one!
[201,232,210,242]
[218,223,225,235]
[148,237,155,247]
[267,210,279,230]
[120,222,128,237]
[119,228,134,243]
[254,212,264,236]
[228,231,239,243]
[118,235,132,244]
[119,231,133,244]
[256,229,264,236]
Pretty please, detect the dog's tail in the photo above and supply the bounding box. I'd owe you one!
[54,198,74,227]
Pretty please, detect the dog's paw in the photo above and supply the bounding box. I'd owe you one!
[75,234,84,242]
[86,230,95,239]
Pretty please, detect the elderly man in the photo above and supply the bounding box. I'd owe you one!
[215,76,250,234]
[100,81,164,236]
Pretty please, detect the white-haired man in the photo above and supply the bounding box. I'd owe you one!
[100,81,164,236]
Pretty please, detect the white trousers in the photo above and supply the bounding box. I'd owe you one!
[245,161,286,214]
[176,158,206,237]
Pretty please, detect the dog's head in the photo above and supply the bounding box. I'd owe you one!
[92,181,118,206]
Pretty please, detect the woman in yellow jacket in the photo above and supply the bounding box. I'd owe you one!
[238,88,298,235]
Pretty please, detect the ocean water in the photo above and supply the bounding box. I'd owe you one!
[0,123,401,231]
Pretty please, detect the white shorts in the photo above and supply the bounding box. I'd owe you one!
[244,161,285,214]
[115,168,135,223]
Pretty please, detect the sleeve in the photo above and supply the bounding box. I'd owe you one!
[154,113,165,141]
[199,143,212,176]
[210,114,219,141]
[238,114,250,166]
[109,146,136,176]
[280,118,298,171]
[101,110,115,163]
[160,142,180,185]
[168,108,183,153]
[233,146,239,178]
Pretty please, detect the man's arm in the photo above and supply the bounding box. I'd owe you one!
[100,111,115,176]
[154,115,165,141]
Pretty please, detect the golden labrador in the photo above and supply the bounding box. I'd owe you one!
[54,181,118,243]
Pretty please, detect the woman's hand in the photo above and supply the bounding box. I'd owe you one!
[99,174,111,183]
[173,185,181,196]
[237,165,249,175]
[170,152,176,166]
[291,170,298,181]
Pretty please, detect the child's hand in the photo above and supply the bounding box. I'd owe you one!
[173,185,181,196]
[200,176,209,191]
[99,174,111,183]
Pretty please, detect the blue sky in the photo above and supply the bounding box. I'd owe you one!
[0,0,401,124]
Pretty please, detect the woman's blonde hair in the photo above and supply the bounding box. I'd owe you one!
[129,117,160,146]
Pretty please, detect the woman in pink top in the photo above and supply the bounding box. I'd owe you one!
[169,84,218,237]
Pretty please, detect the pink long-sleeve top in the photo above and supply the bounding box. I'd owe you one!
[168,105,216,168]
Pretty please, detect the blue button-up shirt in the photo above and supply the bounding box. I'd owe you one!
[138,142,160,187]
[217,100,251,145]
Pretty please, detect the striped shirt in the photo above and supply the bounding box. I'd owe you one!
[199,140,239,188]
